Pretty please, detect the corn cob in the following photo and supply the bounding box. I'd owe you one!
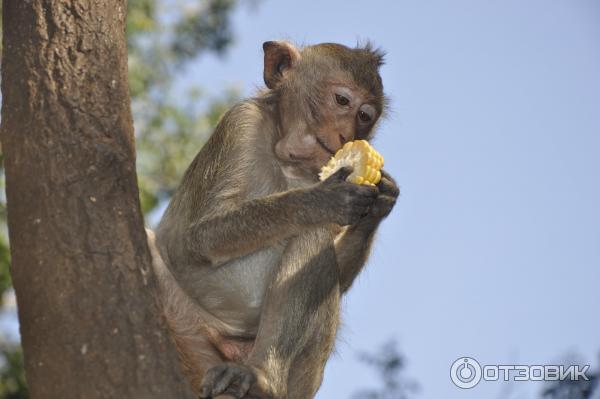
[319,140,384,186]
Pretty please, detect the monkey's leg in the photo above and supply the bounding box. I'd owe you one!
[149,228,251,395]
[150,252,223,392]
[252,227,341,399]
[159,265,259,396]
[284,337,337,399]
[200,228,341,399]
[169,323,224,391]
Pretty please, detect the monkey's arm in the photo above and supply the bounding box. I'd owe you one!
[335,171,400,292]
[186,189,315,265]
[335,222,378,293]
[186,174,376,265]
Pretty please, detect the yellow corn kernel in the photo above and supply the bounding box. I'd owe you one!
[319,140,384,186]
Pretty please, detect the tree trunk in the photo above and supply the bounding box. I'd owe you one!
[0,1,195,398]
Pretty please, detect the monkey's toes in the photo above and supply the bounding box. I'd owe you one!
[199,363,256,399]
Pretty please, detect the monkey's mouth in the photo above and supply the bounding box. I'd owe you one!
[315,137,336,155]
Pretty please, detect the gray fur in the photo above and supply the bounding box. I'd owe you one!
[149,41,399,399]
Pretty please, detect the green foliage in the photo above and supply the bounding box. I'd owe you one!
[0,1,245,397]
[0,232,9,309]
[126,0,241,215]
[0,344,27,399]
[137,87,239,214]
[171,0,236,62]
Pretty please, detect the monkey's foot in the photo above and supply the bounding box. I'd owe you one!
[199,363,256,399]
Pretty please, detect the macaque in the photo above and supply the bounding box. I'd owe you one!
[147,40,399,399]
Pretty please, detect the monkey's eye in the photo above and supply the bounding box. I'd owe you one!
[358,111,372,123]
[335,94,350,106]
[357,104,376,124]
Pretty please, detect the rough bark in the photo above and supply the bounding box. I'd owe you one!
[0,1,195,398]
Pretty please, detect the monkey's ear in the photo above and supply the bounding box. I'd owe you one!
[263,41,301,89]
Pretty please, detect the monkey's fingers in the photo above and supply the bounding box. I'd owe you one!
[370,194,397,219]
[377,172,400,198]
[200,363,255,399]
[380,169,395,182]
[322,166,354,184]
[351,184,379,203]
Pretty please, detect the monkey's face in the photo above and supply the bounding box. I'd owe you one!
[274,80,380,178]
[263,41,385,180]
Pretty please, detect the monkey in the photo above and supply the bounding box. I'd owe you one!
[147,40,399,399]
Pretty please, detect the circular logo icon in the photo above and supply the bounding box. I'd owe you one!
[450,357,482,389]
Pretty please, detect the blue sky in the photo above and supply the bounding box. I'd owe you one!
[175,1,600,398]
[0,1,597,398]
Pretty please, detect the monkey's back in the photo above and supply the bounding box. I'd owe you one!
[155,99,293,336]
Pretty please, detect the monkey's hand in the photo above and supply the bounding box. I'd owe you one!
[316,166,379,226]
[361,170,399,224]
